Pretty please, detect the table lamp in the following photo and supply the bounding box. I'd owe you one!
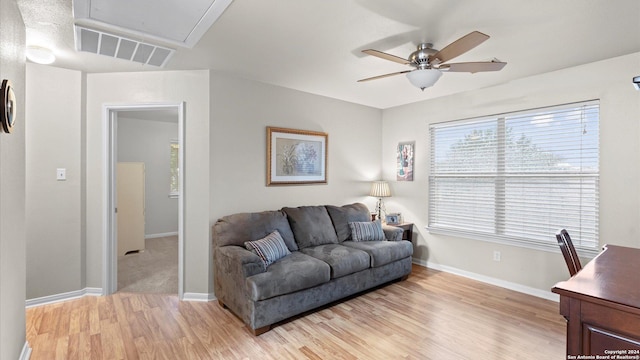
[370,181,391,221]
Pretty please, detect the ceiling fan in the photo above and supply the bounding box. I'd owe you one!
[358,31,506,91]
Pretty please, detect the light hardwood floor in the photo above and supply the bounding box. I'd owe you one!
[26,265,566,359]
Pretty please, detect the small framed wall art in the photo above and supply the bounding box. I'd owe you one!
[267,126,328,185]
[397,141,414,181]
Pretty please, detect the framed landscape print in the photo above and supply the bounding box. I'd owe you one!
[267,126,328,185]
[397,141,414,181]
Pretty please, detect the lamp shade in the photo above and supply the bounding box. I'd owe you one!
[370,181,391,197]
[406,69,442,91]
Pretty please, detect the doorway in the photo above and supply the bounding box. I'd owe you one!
[103,103,185,299]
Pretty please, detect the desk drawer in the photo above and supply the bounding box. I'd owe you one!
[581,301,640,354]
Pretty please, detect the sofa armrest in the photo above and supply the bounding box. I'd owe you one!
[213,245,266,322]
[382,225,403,241]
[216,246,266,278]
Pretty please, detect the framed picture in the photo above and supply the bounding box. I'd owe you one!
[267,126,328,185]
[397,141,414,181]
[385,213,400,225]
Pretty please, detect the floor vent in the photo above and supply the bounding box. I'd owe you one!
[74,25,174,67]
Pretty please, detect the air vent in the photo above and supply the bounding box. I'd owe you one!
[74,26,175,67]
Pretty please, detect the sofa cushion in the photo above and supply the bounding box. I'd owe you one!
[300,244,370,279]
[282,206,339,249]
[213,210,298,251]
[342,240,413,268]
[246,252,330,301]
[244,230,291,267]
[326,203,371,242]
[349,220,385,242]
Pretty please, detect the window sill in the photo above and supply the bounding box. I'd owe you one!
[425,226,600,259]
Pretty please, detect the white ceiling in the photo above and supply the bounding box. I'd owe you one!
[17,0,640,109]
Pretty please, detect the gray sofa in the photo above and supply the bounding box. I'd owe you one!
[212,202,413,335]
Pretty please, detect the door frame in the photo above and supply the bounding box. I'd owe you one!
[102,102,185,299]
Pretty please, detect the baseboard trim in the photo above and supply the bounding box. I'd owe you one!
[20,341,31,360]
[412,258,559,302]
[26,288,215,307]
[145,232,179,239]
[182,292,216,302]
[25,287,103,308]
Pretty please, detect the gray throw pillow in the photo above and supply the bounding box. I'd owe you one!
[244,230,291,267]
[349,220,386,241]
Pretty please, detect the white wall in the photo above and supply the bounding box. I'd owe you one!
[26,63,83,299]
[0,0,26,357]
[209,72,383,219]
[382,52,640,293]
[86,70,210,293]
[117,117,178,237]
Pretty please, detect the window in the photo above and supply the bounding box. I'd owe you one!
[428,101,599,255]
[169,140,179,197]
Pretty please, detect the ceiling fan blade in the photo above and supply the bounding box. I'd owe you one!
[429,31,490,64]
[439,61,507,73]
[362,49,410,65]
[357,70,411,82]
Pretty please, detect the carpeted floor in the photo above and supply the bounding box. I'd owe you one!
[118,236,178,294]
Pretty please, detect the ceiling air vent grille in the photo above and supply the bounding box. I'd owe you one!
[74,26,174,67]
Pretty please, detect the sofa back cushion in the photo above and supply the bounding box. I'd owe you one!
[213,210,298,251]
[325,203,370,242]
[282,206,339,249]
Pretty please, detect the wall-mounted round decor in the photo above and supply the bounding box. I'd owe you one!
[1,79,16,133]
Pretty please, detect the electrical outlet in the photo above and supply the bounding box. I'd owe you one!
[493,250,501,262]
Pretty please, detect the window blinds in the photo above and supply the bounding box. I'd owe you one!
[428,101,599,251]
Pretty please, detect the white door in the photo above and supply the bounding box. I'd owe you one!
[117,162,145,256]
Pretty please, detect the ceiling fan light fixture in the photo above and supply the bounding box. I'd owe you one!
[406,69,442,91]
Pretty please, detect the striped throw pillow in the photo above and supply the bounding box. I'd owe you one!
[244,230,291,267]
[349,220,385,242]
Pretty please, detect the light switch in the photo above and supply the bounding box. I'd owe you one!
[56,168,66,181]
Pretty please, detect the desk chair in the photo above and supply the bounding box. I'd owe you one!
[556,229,582,276]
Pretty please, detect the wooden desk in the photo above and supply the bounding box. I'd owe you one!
[552,245,640,357]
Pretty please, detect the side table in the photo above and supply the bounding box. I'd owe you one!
[389,222,413,241]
